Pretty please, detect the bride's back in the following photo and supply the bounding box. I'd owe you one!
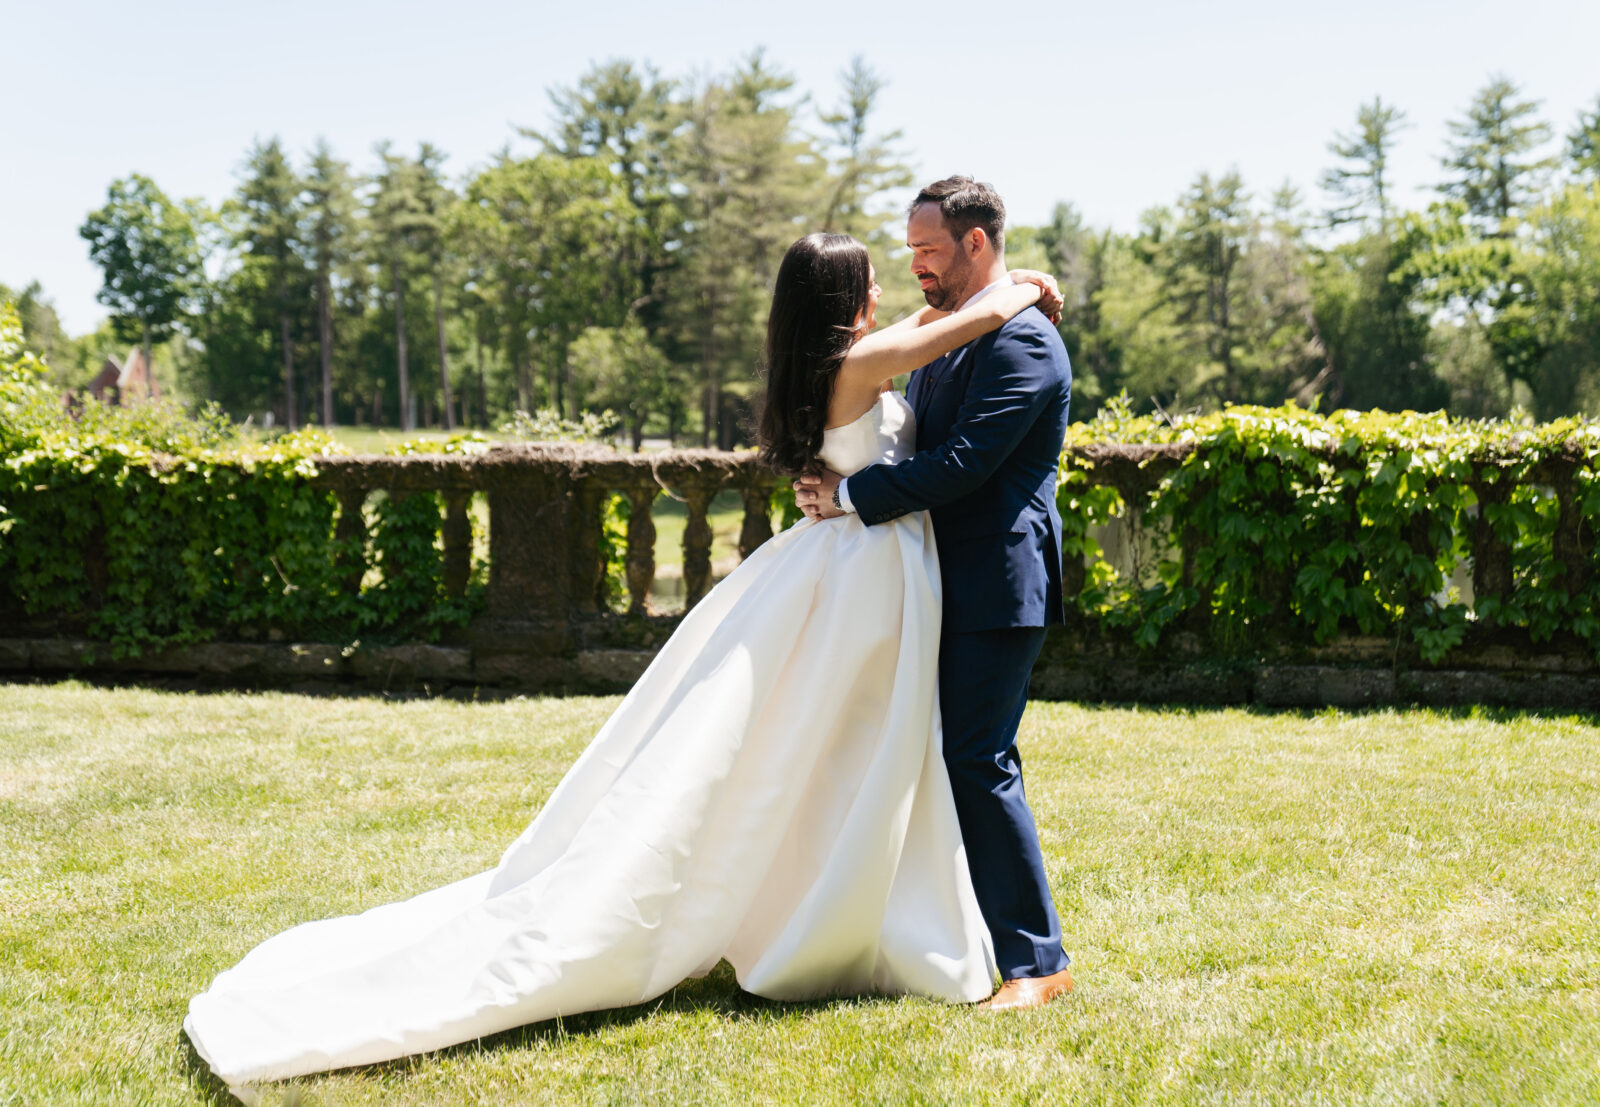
[818,391,916,479]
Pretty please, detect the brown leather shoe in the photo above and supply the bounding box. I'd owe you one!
[979,967,1074,1011]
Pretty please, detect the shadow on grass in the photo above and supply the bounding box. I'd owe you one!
[21,673,1600,722]
[178,1029,245,1105]
[5,672,534,703]
[1063,698,1600,725]
[177,960,850,1102]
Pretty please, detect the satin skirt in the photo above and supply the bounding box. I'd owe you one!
[184,511,997,1087]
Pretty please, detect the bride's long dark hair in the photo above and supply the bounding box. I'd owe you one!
[757,233,872,475]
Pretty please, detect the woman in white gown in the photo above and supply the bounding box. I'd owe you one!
[184,233,1053,1092]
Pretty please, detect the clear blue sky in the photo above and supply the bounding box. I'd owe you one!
[4,0,1598,334]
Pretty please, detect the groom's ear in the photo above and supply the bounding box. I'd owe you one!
[964,227,988,258]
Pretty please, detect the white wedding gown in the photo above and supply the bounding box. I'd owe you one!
[185,390,997,1090]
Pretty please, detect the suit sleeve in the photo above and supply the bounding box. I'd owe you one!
[846,321,1057,525]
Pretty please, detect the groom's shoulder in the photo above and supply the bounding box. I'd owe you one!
[993,307,1069,363]
[999,305,1063,340]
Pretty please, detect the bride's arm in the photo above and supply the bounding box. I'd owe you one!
[836,282,1042,391]
[870,304,949,336]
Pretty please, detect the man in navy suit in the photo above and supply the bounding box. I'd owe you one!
[795,176,1074,1010]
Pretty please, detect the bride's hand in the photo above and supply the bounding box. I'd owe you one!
[1008,269,1063,325]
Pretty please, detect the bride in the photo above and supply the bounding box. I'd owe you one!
[184,232,1056,1092]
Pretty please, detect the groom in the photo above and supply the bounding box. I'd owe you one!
[795,176,1074,1010]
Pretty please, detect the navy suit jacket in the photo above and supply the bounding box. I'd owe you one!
[846,306,1072,634]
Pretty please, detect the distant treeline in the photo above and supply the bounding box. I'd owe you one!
[11,59,1600,444]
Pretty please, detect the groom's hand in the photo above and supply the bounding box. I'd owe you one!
[793,470,845,520]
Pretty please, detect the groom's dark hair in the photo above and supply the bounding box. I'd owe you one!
[912,176,1006,255]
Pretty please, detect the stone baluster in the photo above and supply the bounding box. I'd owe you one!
[1470,471,1513,608]
[738,480,774,560]
[1058,487,1088,626]
[333,487,369,596]
[84,518,108,615]
[625,484,658,615]
[441,490,473,599]
[683,484,714,611]
[567,480,608,616]
[1551,467,1591,600]
[1180,511,1214,635]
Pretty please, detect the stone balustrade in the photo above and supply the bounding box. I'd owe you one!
[5,438,1598,708]
[1054,440,1597,620]
[306,444,782,685]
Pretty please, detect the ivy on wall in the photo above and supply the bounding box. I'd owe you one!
[0,435,485,655]
[2,303,483,655]
[1058,400,1600,662]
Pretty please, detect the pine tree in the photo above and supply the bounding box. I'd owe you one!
[370,143,431,429]
[415,143,458,429]
[1320,96,1409,230]
[672,52,823,447]
[1568,95,1600,183]
[237,139,307,428]
[1439,75,1556,231]
[1163,171,1253,404]
[1034,202,1117,415]
[538,60,682,344]
[302,139,358,427]
[818,57,912,241]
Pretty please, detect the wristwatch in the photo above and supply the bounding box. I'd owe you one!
[832,486,843,512]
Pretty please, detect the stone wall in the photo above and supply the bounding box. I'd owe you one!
[4,441,1598,709]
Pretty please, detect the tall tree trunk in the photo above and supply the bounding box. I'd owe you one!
[475,333,487,428]
[717,392,734,450]
[431,270,455,430]
[700,327,717,448]
[318,269,335,427]
[392,259,411,431]
[700,288,719,447]
[516,351,531,413]
[140,319,152,406]
[563,338,580,422]
[281,309,297,431]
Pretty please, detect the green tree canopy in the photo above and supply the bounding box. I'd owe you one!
[569,318,679,450]
[79,173,203,377]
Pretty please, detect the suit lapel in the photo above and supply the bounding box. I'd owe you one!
[915,342,977,427]
[912,351,950,425]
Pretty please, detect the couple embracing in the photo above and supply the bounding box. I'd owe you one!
[186,176,1075,1093]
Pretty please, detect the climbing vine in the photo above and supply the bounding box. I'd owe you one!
[1058,400,1600,662]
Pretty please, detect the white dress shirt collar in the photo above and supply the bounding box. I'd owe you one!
[956,276,1013,312]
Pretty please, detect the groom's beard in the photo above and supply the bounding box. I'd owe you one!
[920,252,973,312]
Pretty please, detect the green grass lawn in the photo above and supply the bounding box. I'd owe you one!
[3,684,1597,1105]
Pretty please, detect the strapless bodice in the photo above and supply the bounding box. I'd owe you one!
[817,391,916,477]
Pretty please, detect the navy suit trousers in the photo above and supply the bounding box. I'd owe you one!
[939,626,1069,980]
